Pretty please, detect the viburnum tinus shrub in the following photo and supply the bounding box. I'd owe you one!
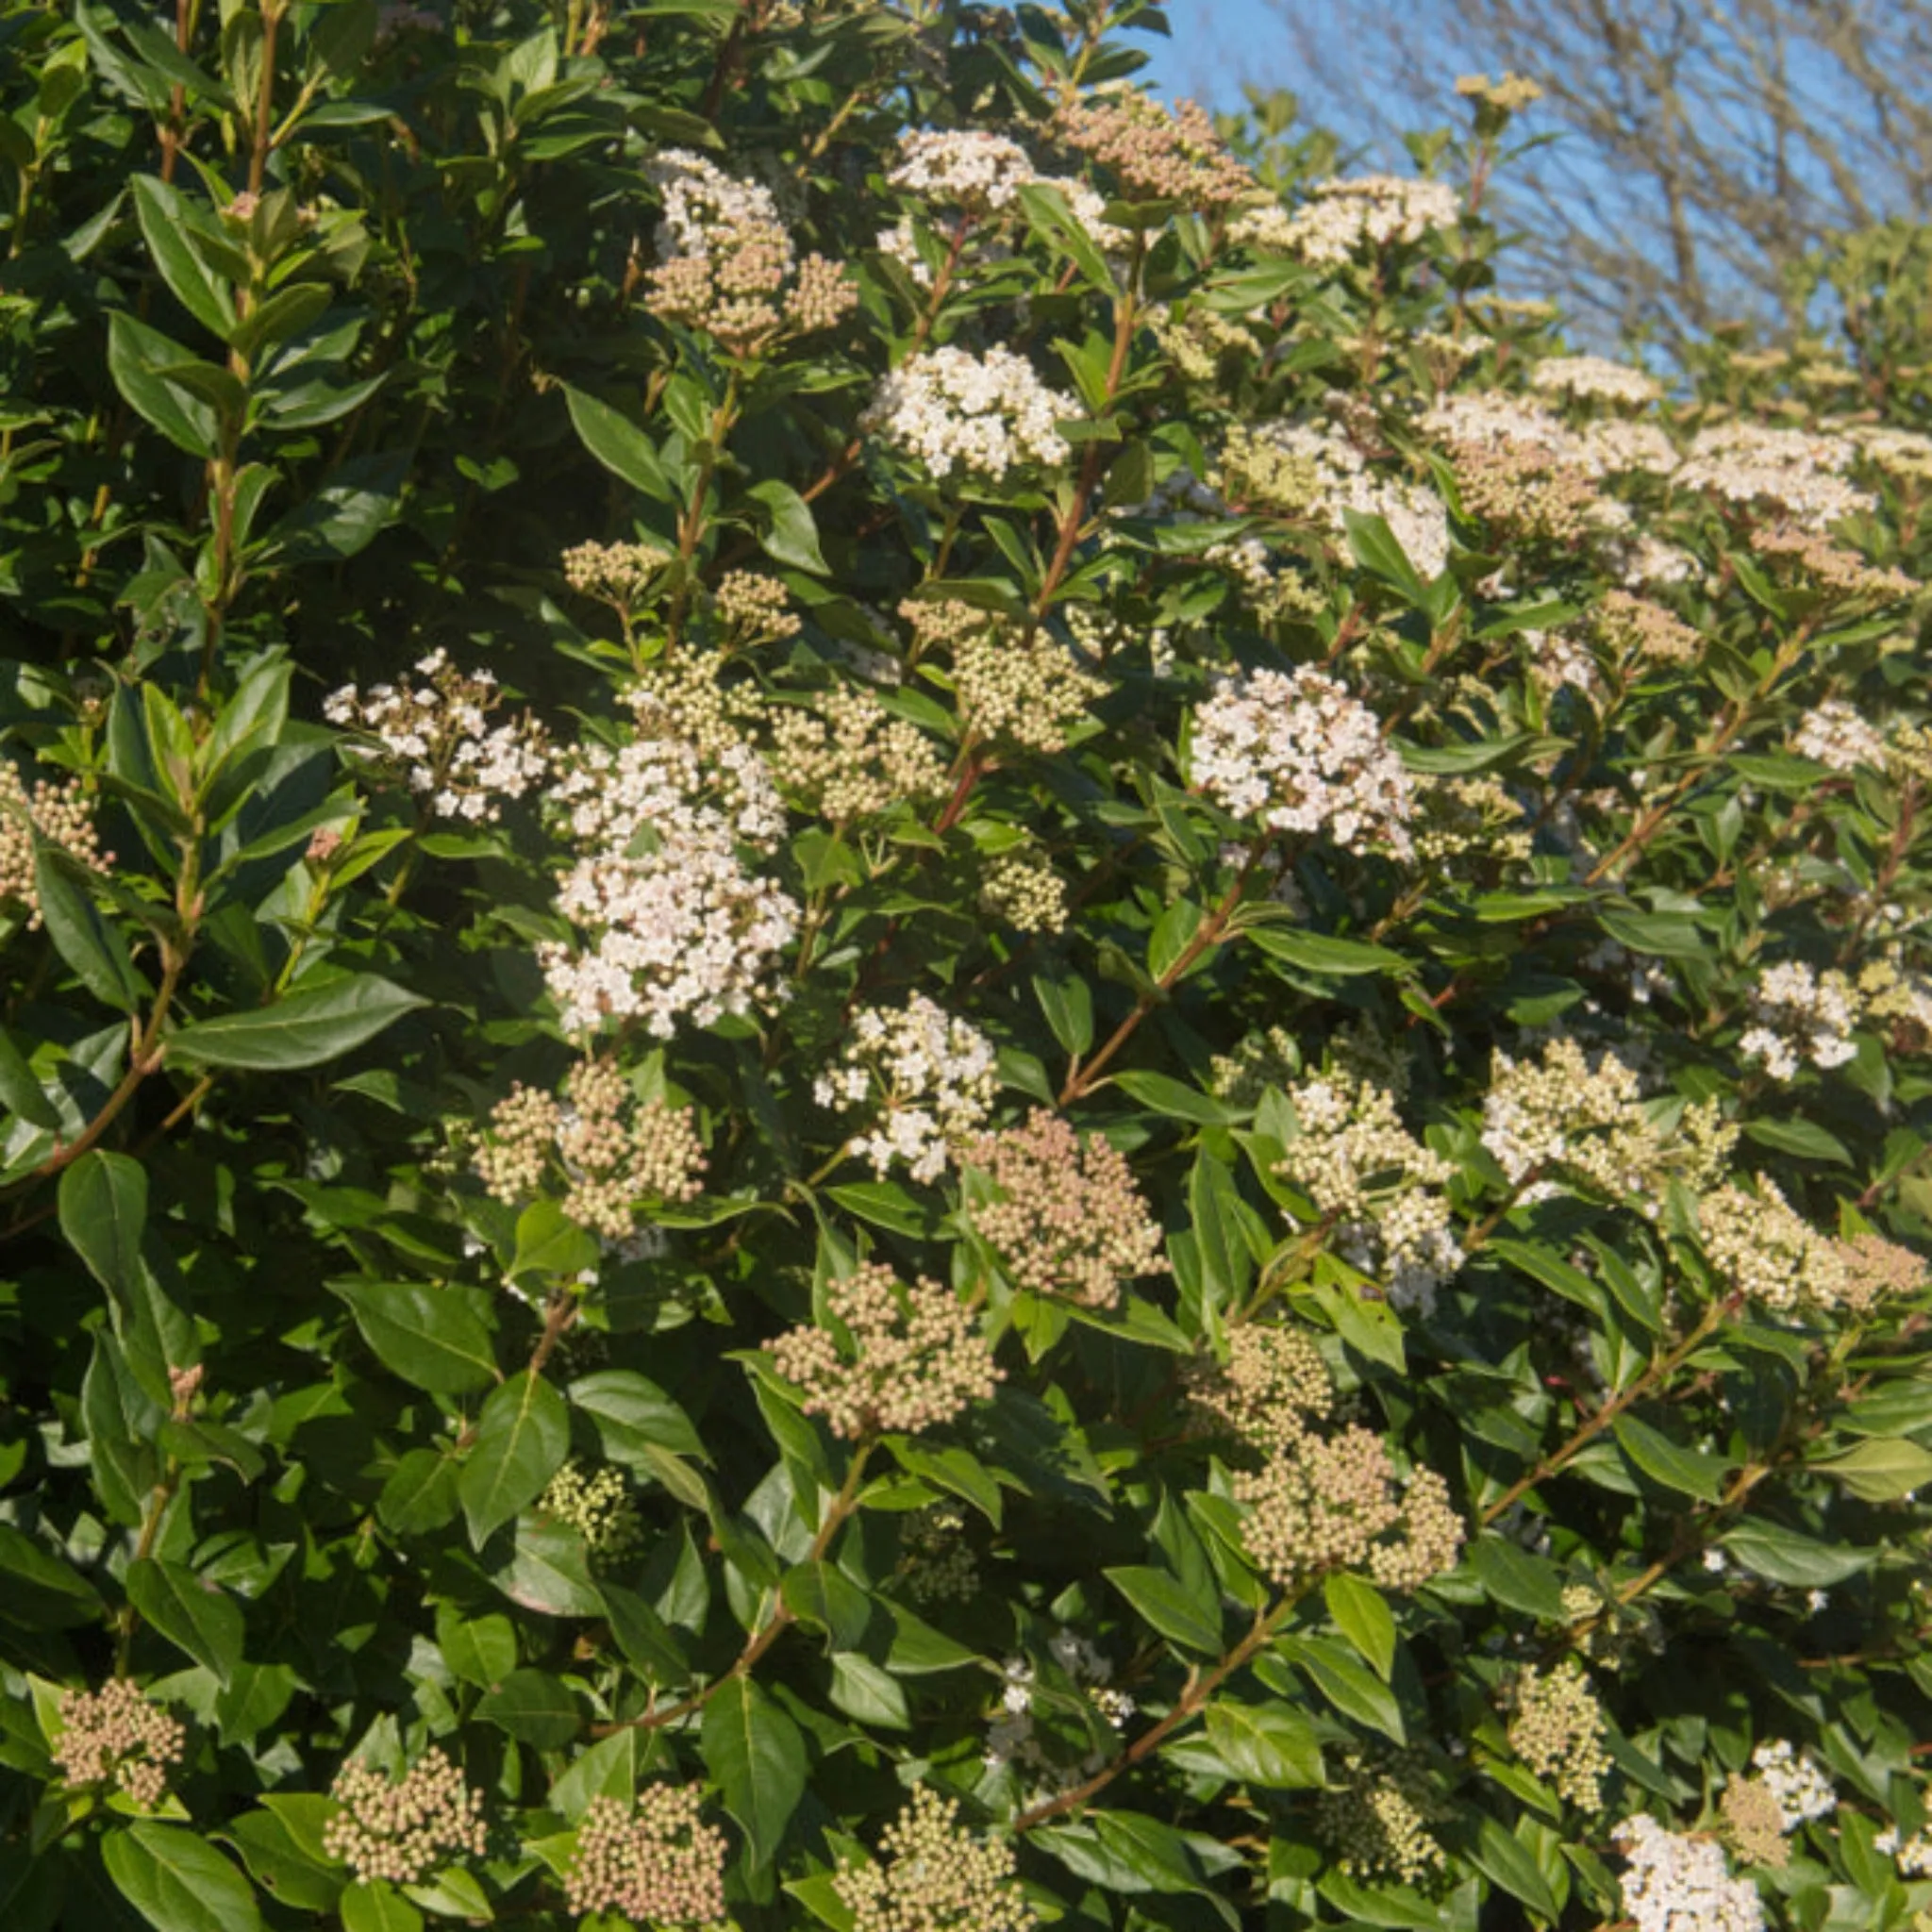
[3,2,1932,1926]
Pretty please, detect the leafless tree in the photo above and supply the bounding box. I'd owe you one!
[1262,0,1932,346]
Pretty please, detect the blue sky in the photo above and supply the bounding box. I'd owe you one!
[1127,0,1304,109]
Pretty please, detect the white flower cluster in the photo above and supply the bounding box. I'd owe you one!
[539,691,798,1038]
[1875,1824,1932,1877]
[1739,961,1860,1081]
[985,1629,1134,1795]
[324,651,548,823]
[1792,697,1884,772]
[1423,390,1678,480]
[815,993,999,1182]
[1530,355,1663,408]
[1268,175,1461,264]
[876,131,1126,288]
[1853,424,1932,480]
[863,346,1074,482]
[1260,421,1453,579]
[1612,531,1702,590]
[1750,1741,1835,1830]
[1190,666,1414,857]
[888,129,1038,208]
[1614,1814,1765,1932]
[1674,422,1872,530]
[645,145,790,271]
[1277,1074,1462,1316]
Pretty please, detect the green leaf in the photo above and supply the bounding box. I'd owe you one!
[1742,1117,1854,1165]
[223,1804,343,1912]
[824,1180,937,1237]
[130,177,235,341]
[212,1663,296,1746]
[1246,924,1408,978]
[60,1151,192,1403]
[0,1524,106,1630]
[702,1675,807,1872]
[475,1668,580,1747]
[1845,1380,1932,1437]
[107,311,219,458]
[599,1582,690,1681]
[84,1333,159,1525]
[36,843,146,1013]
[377,1450,461,1537]
[167,974,425,1070]
[1613,1413,1731,1502]
[434,1605,517,1688]
[563,384,670,499]
[339,1883,423,1932]
[125,1558,245,1685]
[1104,1564,1224,1655]
[1189,1151,1253,1314]
[748,479,829,575]
[460,1371,570,1549]
[1469,1813,1559,1923]
[1811,1437,1932,1502]
[1031,969,1094,1058]
[1344,506,1432,603]
[491,1515,604,1618]
[886,1438,1002,1526]
[827,1651,910,1729]
[0,1027,58,1130]
[1466,1537,1569,1622]
[259,452,407,565]
[102,1822,264,1932]
[1110,1070,1241,1124]
[330,1280,497,1393]
[1015,180,1116,291]
[1199,1700,1324,1788]
[781,1562,874,1650]
[1324,1572,1397,1679]
[1595,908,1708,959]
[1281,1635,1405,1741]
[509,1199,600,1284]
[1721,1519,1874,1588]
[58,1150,148,1316]
[229,283,331,365]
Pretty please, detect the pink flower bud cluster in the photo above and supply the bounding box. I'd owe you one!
[1051,92,1254,211]
[1697,1176,1925,1317]
[1234,1424,1464,1594]
[1186,1323,1335,1455]
[562,1787,727,1924]
[834,1785,1037,1932]
[321,1748,488,1886]
[765,1261,1000,1440]
[643,148,855,352]
[53,1680,185,1807]
[963,1109,1166,1309]
[474,1058,705,1241]
[0,760,109,928]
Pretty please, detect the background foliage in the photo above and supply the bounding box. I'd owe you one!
[0,1,1931,1928]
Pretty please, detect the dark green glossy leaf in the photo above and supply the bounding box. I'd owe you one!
[459,1371,570,1548]
[167,974,425,1070]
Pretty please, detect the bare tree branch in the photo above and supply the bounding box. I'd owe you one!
[1263,0,1932,345]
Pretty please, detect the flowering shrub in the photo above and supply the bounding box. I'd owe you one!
[1,3,1931,1929]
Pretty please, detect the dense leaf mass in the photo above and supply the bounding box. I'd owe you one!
[1,2,1931,1928]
